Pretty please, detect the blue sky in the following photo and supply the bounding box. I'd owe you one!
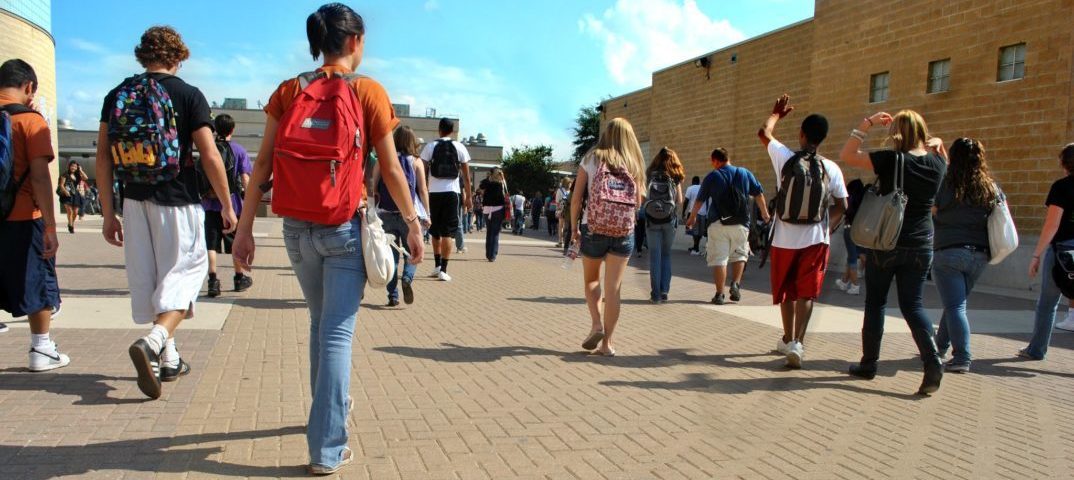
[53,0,813,159]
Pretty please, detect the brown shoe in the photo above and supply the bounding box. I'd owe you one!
[581,330,605,350]
[308,447,353,475]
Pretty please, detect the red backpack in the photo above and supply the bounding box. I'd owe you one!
[272,71,366,225]
[587,160,637,237]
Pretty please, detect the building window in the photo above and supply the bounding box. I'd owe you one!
[927,59,951,93]
[998,43,1026,82]
[869,72,890,103]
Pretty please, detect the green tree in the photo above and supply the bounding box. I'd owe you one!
[571,103,601,164]
[501,145,557,198]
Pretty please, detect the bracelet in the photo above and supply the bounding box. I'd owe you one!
[866,117,874,126]
[850,130,866,141]
[404,213,420,224]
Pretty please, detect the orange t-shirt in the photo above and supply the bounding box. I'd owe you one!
[1,93,55,221]
[264,66,400,155]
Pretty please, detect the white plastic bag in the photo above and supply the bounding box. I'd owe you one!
[362,207,396,288]
[987,199,1018,265]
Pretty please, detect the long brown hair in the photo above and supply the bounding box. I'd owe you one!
[888,109,930,152]
[393,126,420,156]
[646,146,685,183]
[945,138,997,207]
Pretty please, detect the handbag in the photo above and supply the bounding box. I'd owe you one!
[987,193,1018,265]
[361,206,397,288]
[850,153,907,251]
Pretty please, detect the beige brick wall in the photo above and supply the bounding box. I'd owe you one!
[0,10,58,183]
[603,0,1074,233]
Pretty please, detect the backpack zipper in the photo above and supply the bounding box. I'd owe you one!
[330,160,337,186]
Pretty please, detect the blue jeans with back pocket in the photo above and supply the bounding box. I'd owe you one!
[932,247,989,365]
[282,215,365,468]
[1025,239,1074,359]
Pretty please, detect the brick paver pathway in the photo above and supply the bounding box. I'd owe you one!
[2,222,1074,479]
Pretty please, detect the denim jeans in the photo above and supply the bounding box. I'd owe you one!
[863,248,934,341]
[486,209,505,260]
[646,220,677,300]
[454,205,465,251]
[475,211,485,230]
[381,212,416,302]
[282,216,365,468]
[932,248,989,364]
[1025,239,1074,359]
[464,212,473,233]
[513,209,524,234]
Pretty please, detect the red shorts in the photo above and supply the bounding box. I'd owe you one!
[769,244,830,304]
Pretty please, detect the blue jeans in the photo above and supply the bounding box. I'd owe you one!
[843,226,860,266]
[475,211,485,230]
[513,209,524,234]
[864,248,934,339]
[932,247,989,364]
[486,209,505,260]
[646,220,677,300]
[464,212,473,233]
[382,212,416,302]
[282,216,365,468]
[1025,239,1074,359]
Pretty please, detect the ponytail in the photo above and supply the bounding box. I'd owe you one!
[305,3,365,60]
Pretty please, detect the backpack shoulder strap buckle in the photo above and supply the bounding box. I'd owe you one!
[297,71,323,89]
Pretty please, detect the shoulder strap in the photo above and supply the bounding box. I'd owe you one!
[895,152,905,192]
[297,71,322,89]
[1,103,35,116]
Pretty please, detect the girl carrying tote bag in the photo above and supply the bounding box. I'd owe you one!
[987,192,1019,265]
[851,153,907,251]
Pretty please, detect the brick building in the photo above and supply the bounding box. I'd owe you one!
[601,0,1073,290]
[0,0,58,168]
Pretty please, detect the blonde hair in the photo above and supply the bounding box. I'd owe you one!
[560,176,571,189]
[588,118,646,186]
[889,110,930,152]
[489,168,505,183]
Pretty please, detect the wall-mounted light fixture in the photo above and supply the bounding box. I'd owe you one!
[731,53,738,64]
[694,55,712,79]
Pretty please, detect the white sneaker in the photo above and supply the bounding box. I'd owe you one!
[438,271,452,282]
[785,341,804,369]
[776,338,791,355]
[835,279,849,291]
[428,266,442,278]
[689,250,702,256]
[1055,316,1074,332]
[846,284,861,296]
[29,342,71,372]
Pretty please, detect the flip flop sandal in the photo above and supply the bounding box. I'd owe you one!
[582,331,605,350]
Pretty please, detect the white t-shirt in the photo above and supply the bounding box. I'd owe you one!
[768,139,848,249]
[684,183,708,216]
[420,137,471,194]
[511,194,526,210]
[555,186,569,204]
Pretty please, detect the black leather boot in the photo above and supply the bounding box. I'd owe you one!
[849,330,882,379]
[912,327,943,395]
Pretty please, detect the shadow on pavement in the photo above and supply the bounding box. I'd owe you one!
[0,426,308,479]
[0,370,144,405]
[506,296,656,306]
[231,298,307,310]
[600,372,924,400]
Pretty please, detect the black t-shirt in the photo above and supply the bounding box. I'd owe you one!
[100,73,213,206]
[934,182,1001,251]
[869,150,947,249]
[1046,175,1074,244]
[480,179,506,207]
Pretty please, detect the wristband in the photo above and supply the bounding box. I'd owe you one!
[404,213,420,224]
[866,117,874,126]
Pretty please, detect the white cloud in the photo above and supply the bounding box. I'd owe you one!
[580,0,746,88]
[424,0,440,12]
[69,38,107,54]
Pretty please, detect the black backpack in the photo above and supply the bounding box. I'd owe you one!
[715,168,750,225]
[196,137,243,199]
[430,139,460,179]
[1053,247,1074,299]
[643,171,677,224]
[0,104,35,221]
[774,150,830,224]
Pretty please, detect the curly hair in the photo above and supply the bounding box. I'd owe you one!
[946,138,997,207]
[134,26,190,69]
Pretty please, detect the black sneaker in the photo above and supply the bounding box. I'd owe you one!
[729,283,741,302]
[0,322,8,333]
[387,298,400,307]
[711,293,726,305]
[401,278,414,305]
[160,358,191,382]
[207,277,221,298]
[234,274,253,292]
[128,339,163,399]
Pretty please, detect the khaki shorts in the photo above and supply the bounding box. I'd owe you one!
[706,223,749,267]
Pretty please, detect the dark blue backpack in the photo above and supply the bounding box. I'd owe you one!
[1,103,36,221]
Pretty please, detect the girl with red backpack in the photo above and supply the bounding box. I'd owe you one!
[570,118,645,357]
[231,3,424,474]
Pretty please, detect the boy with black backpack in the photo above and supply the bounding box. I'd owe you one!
[95,26,237,399]
[199,114,253,297]
[420,118,471,281]
[0,59,68,371]
[686,148,769,306]
[758,94,848,369]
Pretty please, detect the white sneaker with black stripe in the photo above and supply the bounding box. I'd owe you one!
[28,342,70,372]
[129,338,163,399]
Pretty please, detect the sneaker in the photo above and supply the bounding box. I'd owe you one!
[428,266,442,278]
[944,361,970,374]
[0,322,8,333]
[387,298,400,307]
[207,277,221,298]
[729,282,741,302]
[689,249,701,256]
[835,279,849,291]
[401,278,414,305]
[234,274,254,292]
[309,447,353,475]
[1017,348,1043,360]
[28,343,70,372]
[128,338,163,399]
[1055,316,1074,332]
[775,338,792,355]
[846,284,861,296]
[438,271,452,282]
[660,294,668,304]
[160,358,191,382]
[785,341,804,369]
[711,293,726,305]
